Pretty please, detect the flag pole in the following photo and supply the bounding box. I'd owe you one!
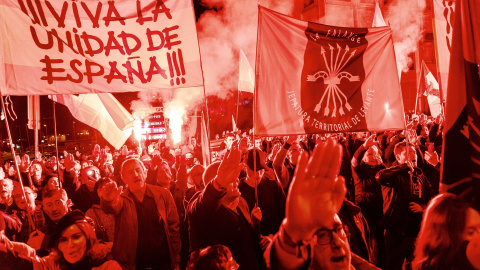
[0,93,27,205]
[52,99,61,187]
[403,111,414,183]
[187,0,211,160]
[236,89,240,132]
[252,4,264,208]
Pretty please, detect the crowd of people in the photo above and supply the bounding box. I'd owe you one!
[0,112,479,270]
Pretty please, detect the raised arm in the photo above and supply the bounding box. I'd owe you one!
[268,139,345,269]
[188,138,245,218]
[273,136,296,189]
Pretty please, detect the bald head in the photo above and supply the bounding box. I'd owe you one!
[0,178,13,203]
[13,186,36,211]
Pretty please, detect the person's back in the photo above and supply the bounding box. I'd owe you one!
[188,182,264,270]
[188,141,265,270]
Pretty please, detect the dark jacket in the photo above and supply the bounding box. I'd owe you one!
[352,144,385,226]
[238,174,286,236]
[338,199,374,263]
[188,182,265,270]
[62,168,96,214]
[376,164,434,236]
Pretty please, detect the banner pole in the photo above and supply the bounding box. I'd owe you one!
[52,99,61,187]
[403,110,414,184]
[0,92,28,208]
[252,4,264,208]
[236,89,240,132]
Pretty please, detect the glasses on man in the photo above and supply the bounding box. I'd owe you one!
[315,224,349,245]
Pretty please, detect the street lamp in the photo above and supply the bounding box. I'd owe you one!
[44,124,48,143]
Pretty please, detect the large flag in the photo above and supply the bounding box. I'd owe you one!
[0,0,203,95]
[441,0,480,202]
[50,94,133,149]
[238,49,255,93]
[432,0,455,102]
[255,6,405,135]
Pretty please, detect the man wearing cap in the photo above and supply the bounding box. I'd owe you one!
[188,139,265,270]
[239,148,286,236]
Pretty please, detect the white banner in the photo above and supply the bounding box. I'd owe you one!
[0,0,203,95]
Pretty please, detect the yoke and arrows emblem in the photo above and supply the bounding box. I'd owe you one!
[307,43,359,117]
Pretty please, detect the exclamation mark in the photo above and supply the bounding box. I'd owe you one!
[35,0,48,26]
[167,49,187,86]
[172,51,181,85]
[17,0,29,15]
[167,52,175,86]
[178,49,186,84]
[25,0,41,25]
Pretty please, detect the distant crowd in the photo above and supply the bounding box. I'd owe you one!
[1,112,479,270]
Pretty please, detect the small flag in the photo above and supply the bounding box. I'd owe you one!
[97,93,135,131]
[50,94,133,150]
[420,61,442,117]
[372,1,387,27]
[238,49,255,93]
[232,115,238,132]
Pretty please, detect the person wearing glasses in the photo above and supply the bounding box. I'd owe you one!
[265,139,379,270]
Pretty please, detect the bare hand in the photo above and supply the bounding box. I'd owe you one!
[424,151,439,167]
[35,152,42,162]
[216,141,244,188]
[406,161,415,173]
[259,235,272,251]
[27,230,45,250]
[98,181,123,202]
[64,153,76,172]
[363,134,377,149]
[286,136,296,145]
[151,155,164,171]
[20,154,30,172]
[409,202,423,213]
[251,205,262,226]
[99,149,108,165]
[435,114,444,125]
[271,144,282,158]
[92,144,101,157]
[121,145,128,156]
[283,139,345,242]
[238,137,248,154]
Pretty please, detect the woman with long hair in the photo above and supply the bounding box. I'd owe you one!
[1,210,120,270]
[413,193,480,270]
